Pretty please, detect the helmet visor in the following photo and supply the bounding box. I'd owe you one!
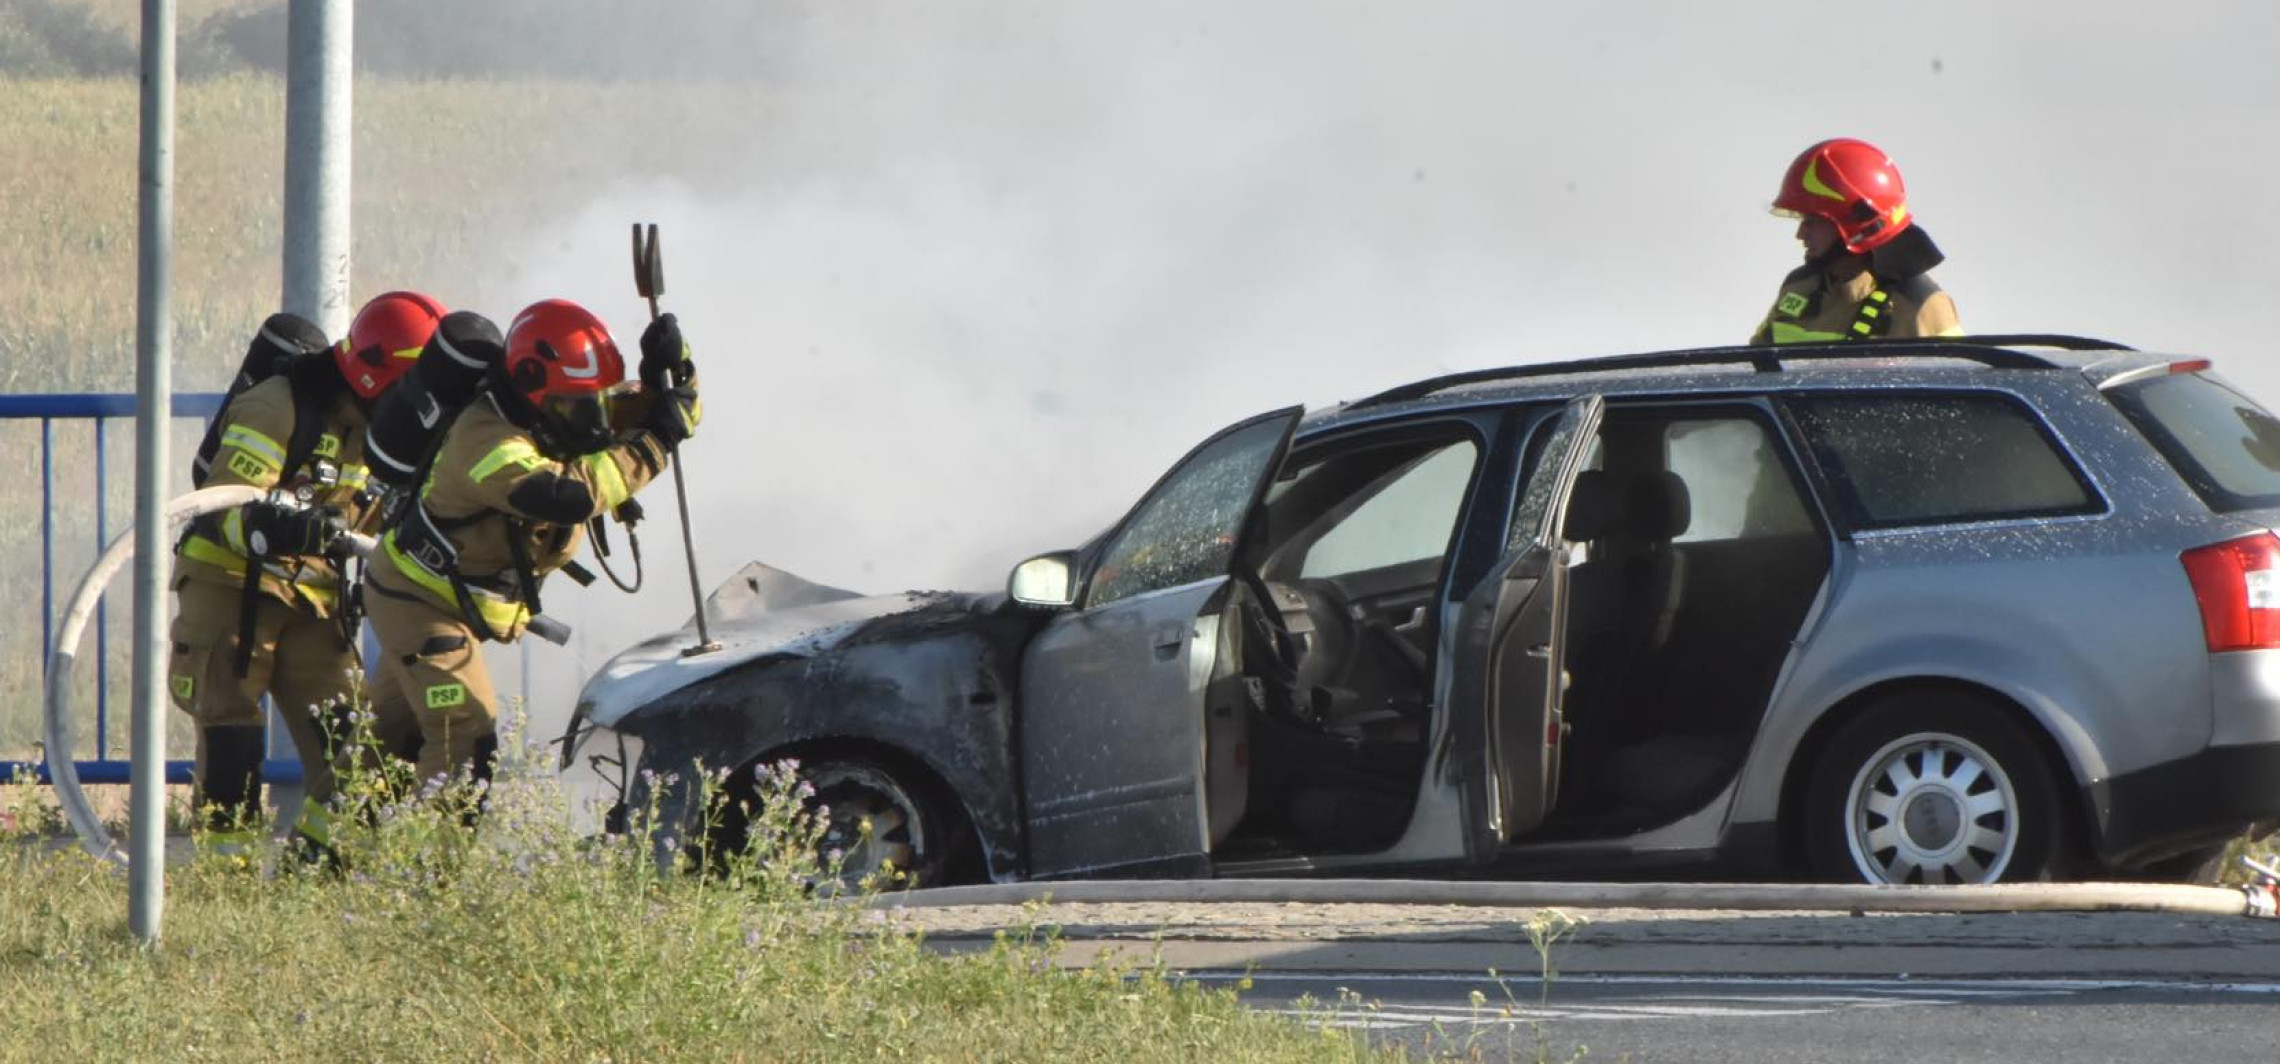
[538,382,636,449]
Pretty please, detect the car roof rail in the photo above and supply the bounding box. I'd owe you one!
[1351,334,2137,408]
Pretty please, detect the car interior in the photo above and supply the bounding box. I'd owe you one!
[1547,407,1831,837]
[1206,428,1484,859]
[1200,405,1833,861]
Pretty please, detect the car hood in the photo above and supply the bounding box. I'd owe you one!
[575,561,974,729]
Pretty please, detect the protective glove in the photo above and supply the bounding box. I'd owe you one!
[644,385,702,449]
[243,500,336,558]
[638,313,693,393]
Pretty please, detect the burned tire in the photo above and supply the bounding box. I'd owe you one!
[1805,693,2068,885]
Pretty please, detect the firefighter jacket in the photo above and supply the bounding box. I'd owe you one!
[1750,253,1962,346]
[174,376,376,619]
[370,395,673,642]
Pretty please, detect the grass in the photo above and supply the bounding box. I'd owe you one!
[0,729,1429,1064]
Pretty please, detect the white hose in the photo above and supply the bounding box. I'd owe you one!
[43,485,263,864]
[880,877,2272,918]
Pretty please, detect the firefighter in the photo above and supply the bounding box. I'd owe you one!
[1752,138,1963,345]
[359,298,699,800]
[168,291,445,853]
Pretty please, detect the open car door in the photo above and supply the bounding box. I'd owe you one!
[1447,395,1604,859]
[1019,406,1304,879]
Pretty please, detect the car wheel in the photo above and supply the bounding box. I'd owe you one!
[1805,694,2067,885]
[801,759,955,891]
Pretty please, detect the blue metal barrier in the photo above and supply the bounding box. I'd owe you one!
[0,391,306,788]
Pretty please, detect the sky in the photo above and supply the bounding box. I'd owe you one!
[433,0,2280,731]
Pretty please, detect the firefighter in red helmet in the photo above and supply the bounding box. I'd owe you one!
[1752,138,1962,345]
[168,291,444,858]
[358,299,699,805]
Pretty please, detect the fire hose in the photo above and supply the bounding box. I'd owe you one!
[41,484,568,863]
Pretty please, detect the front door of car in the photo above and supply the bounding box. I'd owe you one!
[1447,394,1604,858]
[1018,407,1303,879]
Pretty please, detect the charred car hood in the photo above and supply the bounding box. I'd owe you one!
[576,561,991,729]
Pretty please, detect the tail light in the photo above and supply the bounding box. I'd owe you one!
[2181,533,2280,651]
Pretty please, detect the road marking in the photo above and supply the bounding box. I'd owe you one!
[1210,972,2214,1030]
[1201,970,2280,995]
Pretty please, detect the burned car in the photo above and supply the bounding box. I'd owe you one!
[561,336,2280,886]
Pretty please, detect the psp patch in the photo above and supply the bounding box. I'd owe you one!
[425,683,468,710]
[227,450,274,481]
[1776,291,1811,318]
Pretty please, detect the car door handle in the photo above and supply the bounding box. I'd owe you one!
[1152,623,1189,659]
[1391,606,1428,633]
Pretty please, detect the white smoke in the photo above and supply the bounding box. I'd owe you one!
[466,0,2280,730]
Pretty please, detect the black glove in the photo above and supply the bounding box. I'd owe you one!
[644,385,702,448]
[638,313,693,393]
[243,500,335,558]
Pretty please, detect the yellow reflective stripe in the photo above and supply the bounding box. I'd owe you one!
[222,507,250,553]
[182,534,248,575]
[1801,157,1847,202]
[470,440,545,483]
[579,451,631,510]
[382,533,527,632]
[296,802,334,847]
[221,424,287,468]
[179,536,339,609]
[338,464,369,491]
[1768,321,1850,344]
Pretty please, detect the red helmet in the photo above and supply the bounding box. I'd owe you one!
[502,299,628,455]
[335,290,447,400]
[1772,138,1912,253]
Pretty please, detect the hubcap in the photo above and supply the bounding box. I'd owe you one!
[807,764,926,889]
[1844,733,2019,885]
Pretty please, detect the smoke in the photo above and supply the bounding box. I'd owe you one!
[448,0,2280,726]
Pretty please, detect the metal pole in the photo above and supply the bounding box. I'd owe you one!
[278,0,351,817]
[129,0,178,943]
[283,0,352,335]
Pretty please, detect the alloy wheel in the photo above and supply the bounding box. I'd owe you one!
[806,762,928,890]
[1843,732,2020,884]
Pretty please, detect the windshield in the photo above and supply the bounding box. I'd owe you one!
[2108,371,2280,513]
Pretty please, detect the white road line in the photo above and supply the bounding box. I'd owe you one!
[1203,970,2280,995]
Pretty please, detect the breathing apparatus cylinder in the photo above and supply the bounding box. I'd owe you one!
[363,310,504,492]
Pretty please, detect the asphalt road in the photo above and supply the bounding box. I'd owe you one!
[899,894,2280,1061]
[1213,972,2280,1063]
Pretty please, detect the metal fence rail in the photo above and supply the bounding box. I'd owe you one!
[0,391,306,787]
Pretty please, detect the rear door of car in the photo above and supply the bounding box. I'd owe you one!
[1445,395,1604,857]
[1017,407,1303,879]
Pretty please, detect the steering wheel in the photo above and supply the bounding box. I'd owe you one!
[1234,571,1326,731]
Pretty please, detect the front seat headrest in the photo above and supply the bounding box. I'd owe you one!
[1564,469,1619,543]
[1627,471,1692,540]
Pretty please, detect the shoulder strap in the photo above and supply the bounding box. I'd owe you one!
[279,356,342,482]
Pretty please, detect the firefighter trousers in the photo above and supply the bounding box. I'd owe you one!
[360,580,499,794]
[166,575,356,822]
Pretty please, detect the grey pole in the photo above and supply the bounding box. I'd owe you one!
[129,0,178,942]
[278,0,351,807]
[283,0,352,336]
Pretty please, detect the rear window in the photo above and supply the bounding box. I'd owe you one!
[1787,393,2101,529]
[2107,372,2280,513]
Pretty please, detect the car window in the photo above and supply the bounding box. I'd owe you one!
[2106,371,2280,513]
[1787,393,2099,528]
[1299,440,1479,578]
[1087,414,1292,608]
[1666,418,1814,542]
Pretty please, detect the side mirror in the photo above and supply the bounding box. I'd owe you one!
[1008,551,1078,609]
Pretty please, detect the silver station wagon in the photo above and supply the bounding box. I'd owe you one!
[561,336,2280,887]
